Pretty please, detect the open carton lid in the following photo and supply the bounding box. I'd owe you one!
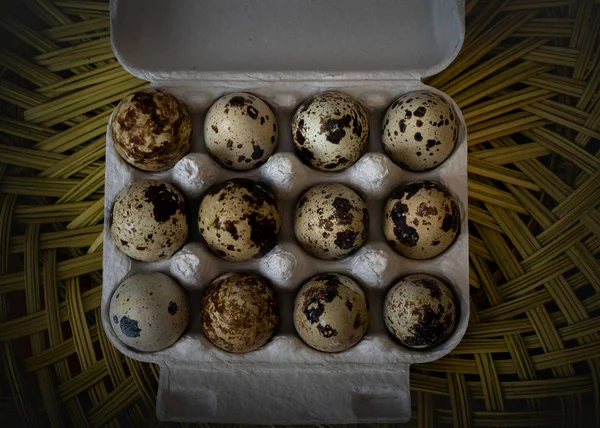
[111,0,464,82]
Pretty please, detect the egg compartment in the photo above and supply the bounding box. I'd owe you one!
[103,80,468,423]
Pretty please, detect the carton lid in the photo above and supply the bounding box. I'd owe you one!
[111,0,464,82]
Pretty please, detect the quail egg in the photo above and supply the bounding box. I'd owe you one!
[111,180,188,261]
[198,178,281,261]
[111,88,191,171]
[204,93,278,170]
[384,274,457,349]
[293,273,369,353]
[294,183,369,260]
[381,90,459,171]
[109,272,189,352]
[292,91,369,171]
[201,272,279,353]
[383,181,460,259]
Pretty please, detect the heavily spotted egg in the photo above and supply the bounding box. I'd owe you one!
[381,90,458,171]
[293,273,369,353]
[383,181,460,259]
[111,180,188,261]
[294,183,369,260]
[384,274,457,349]
[109,272,189,352]
[198,178,281,262]
[204,93,278,170]
[292,91,369,171]
[111,88,191,171]
[201,272,279,353]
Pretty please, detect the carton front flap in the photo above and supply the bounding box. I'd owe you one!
[112,0,464,81]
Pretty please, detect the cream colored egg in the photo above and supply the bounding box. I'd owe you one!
[201,272,279,353]
[111,88,191,171]
[109,272,189,352]
[204,93,278,170]
[383,181,460,259]
[382,90,458,171]
[292,91,369,171]
[198,178,281,261]
[384,274,457,349]
[294,183,369,260]
[111,180,188,261]
[293,273,369,352]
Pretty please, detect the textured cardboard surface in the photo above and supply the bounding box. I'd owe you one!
[111,0,465,81]
[105,1,466,423]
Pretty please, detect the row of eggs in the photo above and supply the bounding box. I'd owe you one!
[111,89,459,174]
[110,271,457,354]
[111,178,460,263]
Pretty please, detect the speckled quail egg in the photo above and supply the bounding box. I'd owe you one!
[383,181,460,259]
[384,274,457,349]
[381,90,459,171]
[292,91,369,171]
[293,273,369,353]
[198,178,281,261]
[204,93,278,170]
[294,183,369,260]
[111,180,188,261]
[201,272,279,353]
[109,272,189,352]
[111,88,191,171]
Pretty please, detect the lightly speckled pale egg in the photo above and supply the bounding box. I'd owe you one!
[198,178,281,262]
[204,93,278,170]
[383,181,460,259]
[294,183,369,260]
[201,272,279,353]
[293,273,369,353]
[111,88,191,171]
[384,274,457,349]
[381,90,459,171]
[111,180,188,261]
[109,272,189,352]
[292,91,369,171]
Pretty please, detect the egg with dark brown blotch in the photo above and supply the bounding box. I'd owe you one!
[111,88,191,171]
[293,273,369,353]
[294,183,369,260]
[111,180,188,261]
[384,274,457,349]
[201,272,279,353]
[109,272,189,352]
[198,178,281,262]
[383,181,460,259]
[292,91,369,171]
[381,90,458,171]
[204,93,278,170]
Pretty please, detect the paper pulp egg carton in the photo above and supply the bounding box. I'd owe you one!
[103,0,468,423]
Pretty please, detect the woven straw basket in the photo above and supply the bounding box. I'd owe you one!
[1,0,599,426]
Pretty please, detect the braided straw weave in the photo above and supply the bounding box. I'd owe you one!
[0,0,599,426]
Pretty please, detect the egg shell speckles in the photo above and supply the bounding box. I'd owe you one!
[109,272,189,352]
[381,90,458,171]
[294,183,369,260]
[383,181,460,259]
[384,274,457,349]
[198,178,281,262]
[204,93,278,170]
[111,180,188,261]
[292,91,369,171]
[111,88,191,171]
[201,272,279,353]
[293,273,369,353]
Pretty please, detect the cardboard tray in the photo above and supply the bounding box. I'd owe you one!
[104,0,467,423]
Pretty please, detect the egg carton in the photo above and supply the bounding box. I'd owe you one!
[105,0,467,424]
